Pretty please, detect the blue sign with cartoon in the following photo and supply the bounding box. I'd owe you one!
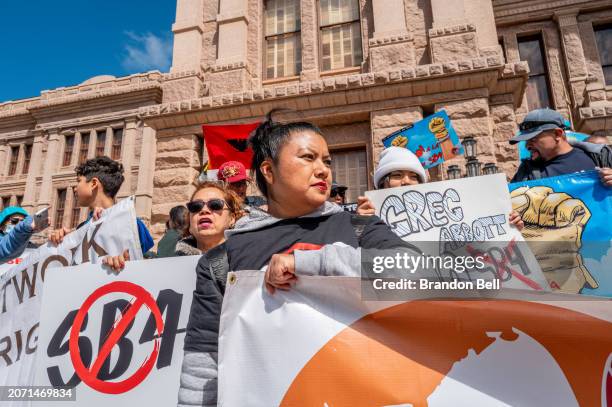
[382,110,464,169]
[510,170,612,297]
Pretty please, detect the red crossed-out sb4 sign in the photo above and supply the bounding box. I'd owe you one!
[69,281,164,394]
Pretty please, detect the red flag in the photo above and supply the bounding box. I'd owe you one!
[202,122,260,169]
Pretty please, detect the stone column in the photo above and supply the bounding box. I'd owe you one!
[116,119,139,200]
[87,129,96,160]
[209,0,254,95]
[429,0,499,63]
[21,133,45,211]
[300,0,319,81]
[104,126,113,157]
[555,10,589,107]
[134,125,157,222]
[37,130,61,210]
[0,142,8,178]
[171,0,204,72]
[369,0,414,71]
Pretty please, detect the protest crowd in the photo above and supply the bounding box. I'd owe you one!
[1,107,612,406]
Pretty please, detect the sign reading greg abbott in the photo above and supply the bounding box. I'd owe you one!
[366,174,549,291]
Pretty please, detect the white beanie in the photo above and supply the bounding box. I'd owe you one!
[374,146,427,188]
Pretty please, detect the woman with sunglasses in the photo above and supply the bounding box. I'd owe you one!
[175,182,242,256]
[179,113,416,406]
[0,206,45,264]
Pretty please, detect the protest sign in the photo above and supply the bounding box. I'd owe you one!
[382,110,464,169]
[33,256,197,406]
[0,197,141,391]
[365,174,549,290]
[510,170,612,297]
[218,271,612,407]
[0,248,35,277]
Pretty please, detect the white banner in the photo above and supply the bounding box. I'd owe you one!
[0,197,141,391]
[219,271,612,407]
[33,256,197,406]
[366,174,550,290]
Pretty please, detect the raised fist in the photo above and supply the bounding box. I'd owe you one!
[510,186,595,293]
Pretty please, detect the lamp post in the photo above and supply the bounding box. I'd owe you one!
[463,136,477,159]
[466,158,481,177]
[482,163,498,175]
[447,165,461,180]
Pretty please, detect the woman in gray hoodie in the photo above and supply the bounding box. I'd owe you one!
[178,113,417,406]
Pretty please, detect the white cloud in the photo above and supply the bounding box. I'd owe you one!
[121,31,172,73]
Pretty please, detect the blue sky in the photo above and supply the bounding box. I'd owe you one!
[0,0,176,102]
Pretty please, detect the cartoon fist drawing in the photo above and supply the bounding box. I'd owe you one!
[510,186,596,293]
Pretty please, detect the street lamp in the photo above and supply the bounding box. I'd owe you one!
[482,163,498,175]
[463,136,477,159]
[466,158,481,177]
[447,165,461,180]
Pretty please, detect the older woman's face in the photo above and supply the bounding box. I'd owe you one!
[188,187,234,244]
[268,130,332,214]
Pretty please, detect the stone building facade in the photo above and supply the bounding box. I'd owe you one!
[1,0,611,243]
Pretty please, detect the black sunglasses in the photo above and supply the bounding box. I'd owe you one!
[519,121,562,132]
[186,199,227,213]
[8,217,22,225]
[330,189,346,198]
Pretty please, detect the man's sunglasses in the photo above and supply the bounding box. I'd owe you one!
[186,199,227,213]
[519,121,562,132]
[330,189,345,198]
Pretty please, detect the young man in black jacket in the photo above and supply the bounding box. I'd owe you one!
[510,108,612,185]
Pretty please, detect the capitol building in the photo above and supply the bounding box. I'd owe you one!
[1,0,611,241]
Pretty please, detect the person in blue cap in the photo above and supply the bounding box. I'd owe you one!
[510,108,612,185]
[0,206,45,264]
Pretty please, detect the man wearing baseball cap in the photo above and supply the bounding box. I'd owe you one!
[217,161,266,209]
[510,108,612,186]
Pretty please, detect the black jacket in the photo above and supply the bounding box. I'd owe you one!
[184,207,409,354]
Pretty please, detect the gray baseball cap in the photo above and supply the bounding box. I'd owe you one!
[509,108,566,145]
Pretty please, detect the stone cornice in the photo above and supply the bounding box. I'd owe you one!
[428,23,477,38]
[217,11,249,25]
[141,58,528,128]
[494,0,604,23]
[368,33,413,48]
[164,70,204,81]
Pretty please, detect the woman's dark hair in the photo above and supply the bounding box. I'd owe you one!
[249,110,323,197]
[168,205,188,231]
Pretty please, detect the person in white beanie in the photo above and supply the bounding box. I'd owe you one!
[356,147,524,230]
[373,146,428,189]
[356,147,427,216]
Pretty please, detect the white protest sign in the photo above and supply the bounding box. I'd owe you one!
[34,256,198,406]
[365,174,549,290]
[0,197,141,391]
[219,271,612,407]
[0,248,35,278]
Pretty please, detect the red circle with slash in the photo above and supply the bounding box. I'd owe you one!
[69,281,164,394]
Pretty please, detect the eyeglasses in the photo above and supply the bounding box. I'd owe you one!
[186,199,228,213]
[8,217,22,225]
[519,121,562,132]
[330,190,345,198]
